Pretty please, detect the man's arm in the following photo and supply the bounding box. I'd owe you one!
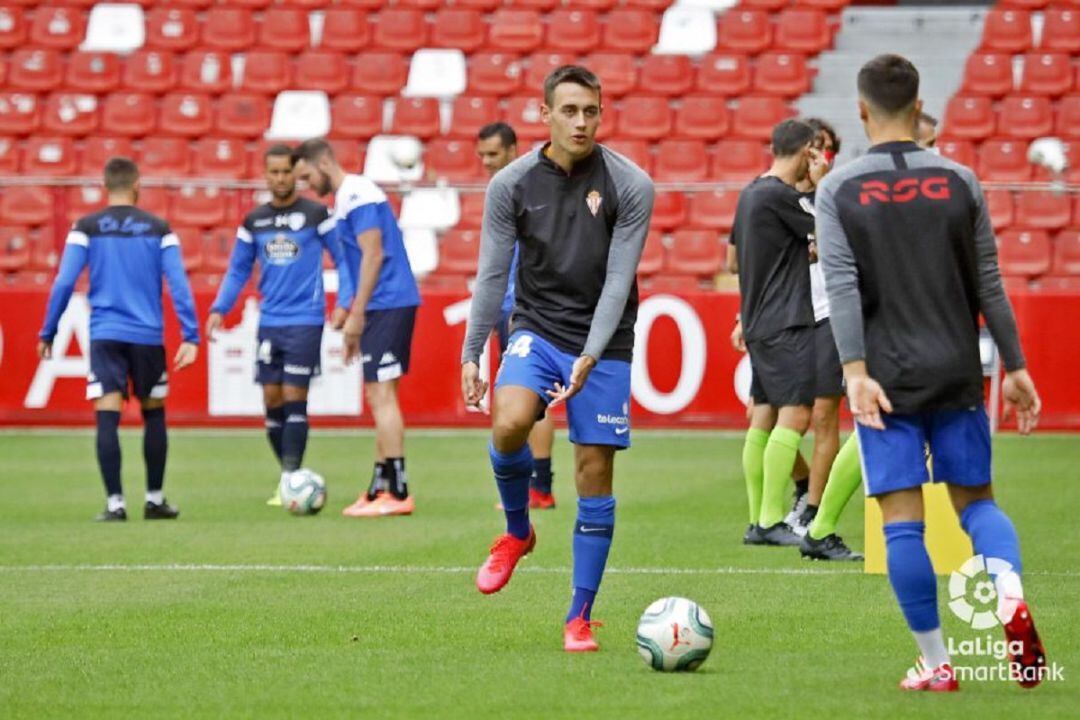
[209,226,257,317]
[317,213,355,312]
[38,228,90,352]
[816,179,863,366]
[161,231,201,361]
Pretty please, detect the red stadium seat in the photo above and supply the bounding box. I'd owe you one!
[506,0,557,9]
[425,139,485,182]
[0,226,31,273]
[193,139,248,179]
[997,0,1048,9]
[1019,53,1072,96]
[352,52,408,96]
[137,187,170,219]
[391,98,441,139]
[124,50,178,94]
[179,52,233,94]
[488,10,545,53]
[1057,96,1080,139]
[602,9,659,53]
[101,93,155,137]
[584,54,637,98]
[432,9,487,53]
[997,229,1050,276]
[41,93,98,136]
[203,8,256,52]
[622,0,672,7]
[668,229,724,276]
[980,9,1032,53]
[162,0,213,8]
[395,0,440,8]
[172,185,228,227]
[1040,8,1079,53]
[741,0,788,9]
[78,137,134,175]
[697,54,752,96]
[986,189,1014,231]
[650,191,687,231]
[792,0,848,9]
[327,139,364,174]
[639,55,695,97]
[637,230,665,276]
[160,93,213,137]
[0,185,52,225]
[718,10,772,55]
[141,137,190,176]
[448,96,501,139]
[215,93,271,138]
[373,8,428,52]
[937,139,976,168]
[172,226,204,273]
[30,229,62,273]
[731,96,793,140]
[437,229,480,275]
[241,52,293,95]
[566,0,618,10]
[296,51,349,94]
[320,8,371,51]
[0,93,41,137]
[616,97,672,140]
[260,8,310,53]
[753,52,811,97]
[330,95,383,138]
[653,140,709,182]
[29,7,86,50]
[525,54,577,91]
[546,9,600,52]
[66,52,120,94]
[1052,230,1080,275]
[943,96,996,140]
[0,6,27,50]
[8,50,63,92]
[505,96,549,141]
[775,9,831,53]
[23,137,76,176]
[0,136,18,173]
[961,53,1014,97]
[673,95,730,141]
[468,53,525,96]
[145,8,200,52]
[998,95,1053,139]
[1014,190,1071,230]
[458,192,485,228]
[712,139,768,181]
[200,227,234,272]
[687,189,739,231]
[977,139,1032,181]
[604,139,653,174]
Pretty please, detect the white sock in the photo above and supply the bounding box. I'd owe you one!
[913,628,951,669]
[107,494,125,512]
[995,570,1025,623]
[146,490,163,505]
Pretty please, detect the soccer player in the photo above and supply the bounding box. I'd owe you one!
[730,119,818,547]
[205,144,355,503]
[915,111,938,151]
[817,54,1045,690]
[292,139,421,518]
[460,65,654,651]
[477,122,558,509]
[37,157,199,521]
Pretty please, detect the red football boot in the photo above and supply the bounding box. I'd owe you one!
[476,527,535,595]
[1002,600,1047,688]
[564,615,602,652]
[529,488,556,510]
[899,658,959,692]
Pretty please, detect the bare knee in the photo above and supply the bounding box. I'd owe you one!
[948,483,994,516]
[282,384,308,403]
[811,399,839,437]
[778,405,812,434]
[877,487,924,524]
[575,445,615,496]
[492,389,541,452]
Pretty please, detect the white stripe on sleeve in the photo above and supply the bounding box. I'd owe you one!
[160,232,180,249]
[237,226,253,243]
[317,216,337,236]
[66,230,89,247]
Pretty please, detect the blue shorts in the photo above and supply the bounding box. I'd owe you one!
[361,306,416,383]
[495,330,632,448]
[256,325,323,388]
[495,309,512,353]
[858,406,992,497]
[88,341,167,401]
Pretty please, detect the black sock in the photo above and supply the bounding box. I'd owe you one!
[95,410,122,498]
[142,407,167,494]
[531,457,553,494]
[794,477,809,498]
[280,400,308,472]
[265,405,285,464]
[385,457,408,500]
[367,462,386,500]
[800,503,819,525]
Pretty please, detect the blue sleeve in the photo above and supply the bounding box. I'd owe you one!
[320,221,355,310]
[347,204,382,240]
[162,243,200,344]
[39,243,88,342]
[210,235,257,315]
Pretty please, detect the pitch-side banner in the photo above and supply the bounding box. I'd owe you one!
[1,289,1078,429]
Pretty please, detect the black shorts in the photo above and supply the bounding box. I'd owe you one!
[361,306,417,383]
[747,327,814,408]
[256,324,323,388]
[88,341,167,401]
[814,319,845,398]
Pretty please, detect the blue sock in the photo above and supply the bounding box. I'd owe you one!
[567,496,616,622]
[142,407,167,493]
[490,442,532,539]
[265,405,285,464]
[884,521,939,632]
[960,499,1022,574]
[531,457,553,494]
[281,400,308,472]
[95,410,122,498]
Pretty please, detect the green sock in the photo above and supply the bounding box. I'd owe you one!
[809,434,863,540]
[759,426,803,528]
[741,428,769,524]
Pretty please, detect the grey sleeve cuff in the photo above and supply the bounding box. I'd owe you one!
[461,178,517,365]
[816,179,865,364]
[970,181,1026,371]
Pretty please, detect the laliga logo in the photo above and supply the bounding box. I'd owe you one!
[948,555,1020,630]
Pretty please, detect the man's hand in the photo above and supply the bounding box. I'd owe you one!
[342,312,365,365]
[205,312,223,343]
[330,307,349,330]
[173,342,198,371]
[730,320,746,352]
[808,147,829,187]
[547,355,597,407]
[1003,368,1041,435]
[846,373,893,430]
[461,361,488,410]
[37,340,52,359]
[808,240,819,264]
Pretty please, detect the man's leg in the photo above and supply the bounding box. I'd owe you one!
[742,403,776,528]
[280,384,310,473]
[262,383,285,466]
[758,404,811,532]
[804,434,864,555]
[140,396,178,519]
[792,395,840,534]
[566,444,616,626]
[343,378,414,517]
[94,392,125,519]
[527,414,556,506]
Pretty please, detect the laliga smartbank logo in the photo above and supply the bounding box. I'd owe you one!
[948,554,1018,630]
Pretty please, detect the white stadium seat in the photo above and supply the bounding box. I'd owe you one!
[82,3,146,53]
[265,90,331,140]
[403,49,468,99]
[654,7,718,56]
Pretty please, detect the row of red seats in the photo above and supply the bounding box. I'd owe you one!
[938,137,1080,182]
[980,7,1080,54]
[962,52,1080,97]
[1,48,819,99]
[997,228,1080,277]
[983,190,1079,232]
[942,94,1079,139]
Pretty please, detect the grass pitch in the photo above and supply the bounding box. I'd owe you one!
[0,429,1077,719]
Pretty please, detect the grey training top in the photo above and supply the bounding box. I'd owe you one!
[461,144,655,365]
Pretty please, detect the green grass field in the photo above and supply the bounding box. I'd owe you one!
[1,429,1077,719]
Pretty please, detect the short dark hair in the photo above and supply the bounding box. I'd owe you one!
[103,157,139,192]
[292,138,334,165]
[264,143,294,164]
[857,54,920,116]
[543,65,601,107]
[804,117,842,154]
[917,111,938,127]
[477,122,517,149]
[771,119,816,158]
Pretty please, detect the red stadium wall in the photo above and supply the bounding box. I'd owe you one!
[2,288,1078,430]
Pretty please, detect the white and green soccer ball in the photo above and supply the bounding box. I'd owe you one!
[636,597,714,672]
[280,469,326,516]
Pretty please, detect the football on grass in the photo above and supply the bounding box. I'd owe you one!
[636,597,714,672]
[280,469,326,516]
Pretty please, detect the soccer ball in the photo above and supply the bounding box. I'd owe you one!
[390,137,422,170]
[636,597,714,672]
[280,469,326,516]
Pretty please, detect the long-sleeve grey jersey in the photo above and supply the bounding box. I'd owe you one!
[816,140,1025,413]
[461,144,655,365]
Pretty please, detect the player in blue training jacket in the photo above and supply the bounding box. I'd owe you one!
[205,144,356,505]
[37,157,200,522]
